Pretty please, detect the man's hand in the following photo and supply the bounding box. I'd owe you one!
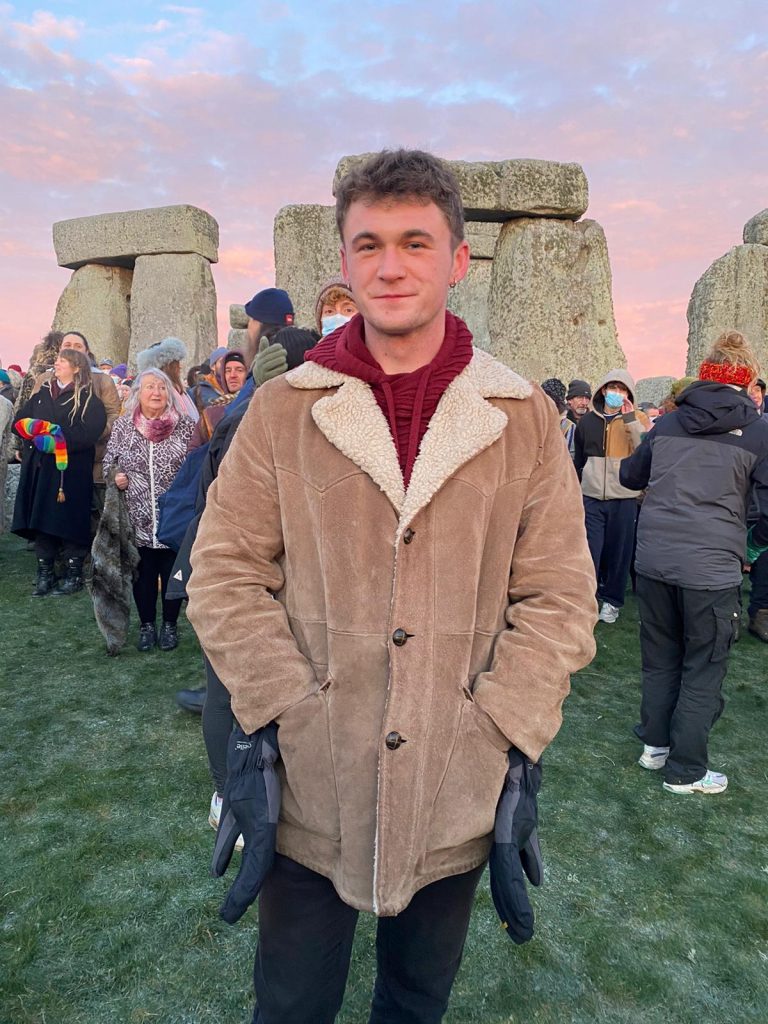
[211,722,281,924]
[488,747,543,944]
[253,337,288,388]
[114,472,129,490]
[622,398,635,415]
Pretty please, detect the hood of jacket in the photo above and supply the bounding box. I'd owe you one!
[675,380,759,436]
[592,368,636,414]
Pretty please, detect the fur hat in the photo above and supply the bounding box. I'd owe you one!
[136,337,188,373]
[541,378,566,408]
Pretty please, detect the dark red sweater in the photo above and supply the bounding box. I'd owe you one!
[306,312,473,488]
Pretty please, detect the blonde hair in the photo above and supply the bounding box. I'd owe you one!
[704,330,761,381]
[57,349,94,423]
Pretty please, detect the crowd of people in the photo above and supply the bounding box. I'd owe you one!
[1,147,765,1023]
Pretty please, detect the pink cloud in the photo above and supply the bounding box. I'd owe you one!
[12,10,83,41]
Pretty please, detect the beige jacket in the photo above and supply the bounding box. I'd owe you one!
[187,350,597,916]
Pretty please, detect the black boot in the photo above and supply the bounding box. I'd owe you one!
[138,623,157,651]
[158,621,178,651]
[51,557,85,596]
[176,687,206,713]
[32,559,57,597]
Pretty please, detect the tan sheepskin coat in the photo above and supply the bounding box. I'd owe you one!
[187,348,597,916]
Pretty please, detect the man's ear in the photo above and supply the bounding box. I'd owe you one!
[451,239,471,286]
[340,245,348,284]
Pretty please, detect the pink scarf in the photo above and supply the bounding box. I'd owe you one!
[132,406,179,442]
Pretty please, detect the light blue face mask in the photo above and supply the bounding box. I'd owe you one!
[321,314,352,337]
[604,389,625,410]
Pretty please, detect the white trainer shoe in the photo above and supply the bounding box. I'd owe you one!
[638,744,670,770]
[208,791,244,849]
[598,602,620,624]
[663,770,728,795]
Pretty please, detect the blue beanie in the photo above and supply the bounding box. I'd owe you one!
[244,288,294,325]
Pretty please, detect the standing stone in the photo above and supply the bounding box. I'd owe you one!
[743,210,768,246]
[487,218,623,383]
[52,264,133,364]
[53,204,219,269]
[447,262,493,351]
[333,156,589,221]
[228,329,248,351]
[465,221,501,258]
[686,245,768,374]
[129,254,218,370]
[230,304,248,329]
[274,205,342,329]
[635,377,677,406]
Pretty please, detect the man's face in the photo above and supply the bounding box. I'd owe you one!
[567,395,590,417]
[224,361,247,393]
[339,197,469,342]
[60,334,87,355]
[748,382,764,408]
[321,296,358,319]
[246,319,262,346]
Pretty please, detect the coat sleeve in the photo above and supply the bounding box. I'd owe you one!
[96,375,121,440]
[186,390,316,734]
[619,430,655,491]
[472,399,598,761]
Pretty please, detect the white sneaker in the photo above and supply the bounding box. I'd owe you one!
[208,792,244,849]
[209,791,223,829]
[638,744,670,770]
[598,601,620,624]
[663,770,728,795]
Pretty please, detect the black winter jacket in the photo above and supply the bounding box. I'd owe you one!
[620,382,768,589]
[12,383,106,546]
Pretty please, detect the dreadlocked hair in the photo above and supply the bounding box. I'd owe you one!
[57,349,94,423]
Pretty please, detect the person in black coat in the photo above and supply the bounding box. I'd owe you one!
[12,348,106,596]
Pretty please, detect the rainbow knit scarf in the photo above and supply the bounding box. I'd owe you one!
[15,418,69,502]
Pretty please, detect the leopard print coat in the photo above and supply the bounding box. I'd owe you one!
[103,413,194,548]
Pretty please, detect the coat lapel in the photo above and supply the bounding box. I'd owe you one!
[286,362,405,512]
[285,350,533,538]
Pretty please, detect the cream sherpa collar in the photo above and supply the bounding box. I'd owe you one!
[285,349,533,543]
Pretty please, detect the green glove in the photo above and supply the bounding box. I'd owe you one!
[745,526,768,565]
[253,337,288,387]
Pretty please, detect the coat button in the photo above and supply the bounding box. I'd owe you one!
[385,731,405,750]
[403,528,415,544]
[392,628,409,646]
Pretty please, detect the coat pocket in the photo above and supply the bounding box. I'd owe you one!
[426,699,509,854]
[276,688,341,841]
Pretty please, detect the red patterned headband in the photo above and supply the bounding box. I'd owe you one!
[698,361,753,388]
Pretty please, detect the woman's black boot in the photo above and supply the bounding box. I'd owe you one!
[32,559,57,597]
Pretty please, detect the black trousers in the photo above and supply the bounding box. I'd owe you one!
[252,855,485,1024]
[202,654,234,795]
[635,574,739,784]
[34,532,88,561]
[132,547,182,625]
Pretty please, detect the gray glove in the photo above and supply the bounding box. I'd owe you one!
[253,337,288,387]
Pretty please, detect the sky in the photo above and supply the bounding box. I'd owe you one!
[0,0,766,379]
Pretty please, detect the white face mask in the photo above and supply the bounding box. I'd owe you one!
[321,313,352,337]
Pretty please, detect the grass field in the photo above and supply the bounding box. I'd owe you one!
[1,531,767,1024]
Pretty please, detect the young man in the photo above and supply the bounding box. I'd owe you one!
[574,370,650,623]
[187,149,597,1024]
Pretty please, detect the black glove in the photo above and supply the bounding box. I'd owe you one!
[211,722,281,924]
[488,747,543,944]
